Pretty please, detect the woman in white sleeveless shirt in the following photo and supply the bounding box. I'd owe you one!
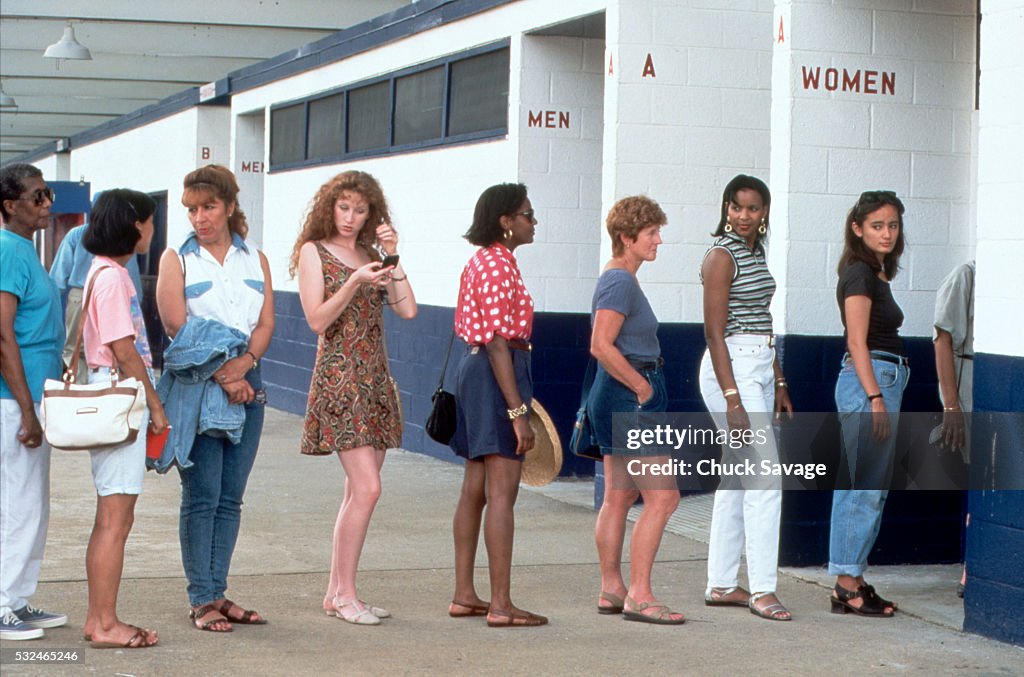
[156,165,274,633]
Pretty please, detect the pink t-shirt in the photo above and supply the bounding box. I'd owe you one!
[83,257,152,369]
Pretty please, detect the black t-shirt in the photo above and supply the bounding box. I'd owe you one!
[836,261,904,355]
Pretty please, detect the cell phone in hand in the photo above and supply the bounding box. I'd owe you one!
[381,254,400,268]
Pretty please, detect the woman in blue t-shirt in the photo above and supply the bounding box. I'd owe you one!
[829,190,909,618]
[586,196,684,625]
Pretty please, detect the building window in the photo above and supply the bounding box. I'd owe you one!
[448,48,510,137]
[269,103,305,166]
[394,66,445,146]
[269,42,509,171]
[347,82,390,153]
[307,94,345,160]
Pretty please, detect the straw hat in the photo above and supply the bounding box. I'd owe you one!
[522,398,563,487]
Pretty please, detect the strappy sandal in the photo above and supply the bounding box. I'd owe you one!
[704,586,750,607]
[486,608,548,628]
[327,598,380,626]
[189,604,232,632]
[217,599,267,625]
[748,592,792,621]
[89,624,158,649]
[622,596,686,625]
[862,584,898,611]
[449,600,489,618]
[597,591,625,615]
[360,600,391,618]
[830,583,895,617]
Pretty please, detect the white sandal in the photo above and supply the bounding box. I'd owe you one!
[360,600,390,618]
[327,598,380,625]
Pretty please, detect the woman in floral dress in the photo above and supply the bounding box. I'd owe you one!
[292,171,417,625]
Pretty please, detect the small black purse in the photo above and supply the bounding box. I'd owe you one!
[425,333,457,444]
[569,357,601,460]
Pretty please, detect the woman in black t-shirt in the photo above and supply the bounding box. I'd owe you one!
[829,190,909,618]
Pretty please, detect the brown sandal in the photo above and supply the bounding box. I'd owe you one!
[217,599,267,625]
[449,600,489,618]
[486,608,548,627]
[89,624,158,649]
[189,604,233,632]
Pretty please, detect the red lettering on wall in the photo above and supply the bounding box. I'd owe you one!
[777,16,785,43]
[642,54,656,78]
[201,147,211,160]
[881,72,895,96]
[527,111,571,129]
[240,161,265,173]
[801,66,896,96]
[608,53,614,75]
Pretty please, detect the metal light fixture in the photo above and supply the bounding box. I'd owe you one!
[43,24,92,61]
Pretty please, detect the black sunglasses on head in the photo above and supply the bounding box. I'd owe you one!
[857,190,897,205]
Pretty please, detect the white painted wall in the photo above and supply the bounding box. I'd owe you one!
[603,0,774,323]
[974,1,1024,358]
[68,107,231,249]
[516,34,605,313]
[770,0,977,338]
[231,0,609,306]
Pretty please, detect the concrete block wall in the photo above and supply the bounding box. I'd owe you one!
[516,34,605,312]
[604,0,774,323]
[770,0,977,338]
[231,110,268,249]
[67,107,231,249]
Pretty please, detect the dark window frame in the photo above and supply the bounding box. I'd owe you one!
[268,40,510,172]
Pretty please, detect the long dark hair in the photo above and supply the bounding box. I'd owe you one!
[711,174,771,244]
[464,183,528,246]
[83,189,156,257]
[837,190,906,280]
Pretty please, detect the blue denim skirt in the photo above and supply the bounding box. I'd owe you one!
[450,345,533,461]
[586,360,667,456]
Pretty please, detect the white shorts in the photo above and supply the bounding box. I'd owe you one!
[87,370,148,496]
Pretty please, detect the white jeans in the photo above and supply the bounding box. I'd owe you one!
[0,400,51,615]
[699,335,782,595]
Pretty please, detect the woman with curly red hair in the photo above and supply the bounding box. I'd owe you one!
[292,170,416,625]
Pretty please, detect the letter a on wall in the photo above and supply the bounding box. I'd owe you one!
[777,16,785,43]
[642,53,656,78]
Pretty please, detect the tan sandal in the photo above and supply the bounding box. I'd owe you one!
[622,596,685,625]
[486,608,548,627]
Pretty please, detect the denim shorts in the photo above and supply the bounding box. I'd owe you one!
[450,345,533,461]
[586,360,667,456]
[87,370,148,496]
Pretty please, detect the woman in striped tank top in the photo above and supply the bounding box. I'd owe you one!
[698,175,793,621]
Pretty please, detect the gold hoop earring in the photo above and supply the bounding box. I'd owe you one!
[758,220,767,235]
[504,229,513,240]
[724,220,733,233]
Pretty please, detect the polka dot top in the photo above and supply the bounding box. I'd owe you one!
[455,243,534,345]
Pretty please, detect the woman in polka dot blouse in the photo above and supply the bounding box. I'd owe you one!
[447,183,547,628]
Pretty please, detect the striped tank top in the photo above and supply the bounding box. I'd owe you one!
[700,231,775,336]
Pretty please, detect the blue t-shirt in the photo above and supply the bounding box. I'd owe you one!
[0,229,65,401]
[50,224,144,297]
[591,268,660,361]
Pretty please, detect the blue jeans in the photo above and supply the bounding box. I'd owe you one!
[829,352,908,577]
[178,369,265,606]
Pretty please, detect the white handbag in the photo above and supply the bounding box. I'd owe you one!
[40,266,147,451]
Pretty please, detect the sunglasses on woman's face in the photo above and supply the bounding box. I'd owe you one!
[21,187,56,206]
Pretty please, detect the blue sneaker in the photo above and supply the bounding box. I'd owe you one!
[14,604,68,629]
[0,610,44,640]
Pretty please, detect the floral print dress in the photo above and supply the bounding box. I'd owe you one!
[300,243,402,455]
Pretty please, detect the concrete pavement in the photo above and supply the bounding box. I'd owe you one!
[1,408,1020,676]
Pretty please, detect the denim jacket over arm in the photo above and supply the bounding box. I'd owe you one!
[152,317,249,472]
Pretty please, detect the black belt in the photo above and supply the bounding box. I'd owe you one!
[870,351,909,367]
[957,354,973,361]
[629,357,664,371]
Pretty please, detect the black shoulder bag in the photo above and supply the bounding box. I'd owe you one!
[425,333,457,444]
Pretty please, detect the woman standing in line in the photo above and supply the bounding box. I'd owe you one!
[699,175,792,621]
[448,183,546,628]
[293,171,416,626]
[80,189,168,648]
[156,165,274,632]
[589,195,685,625]
[829,190,908,617]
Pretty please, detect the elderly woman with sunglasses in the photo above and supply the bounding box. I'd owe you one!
[829,190,909,618]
